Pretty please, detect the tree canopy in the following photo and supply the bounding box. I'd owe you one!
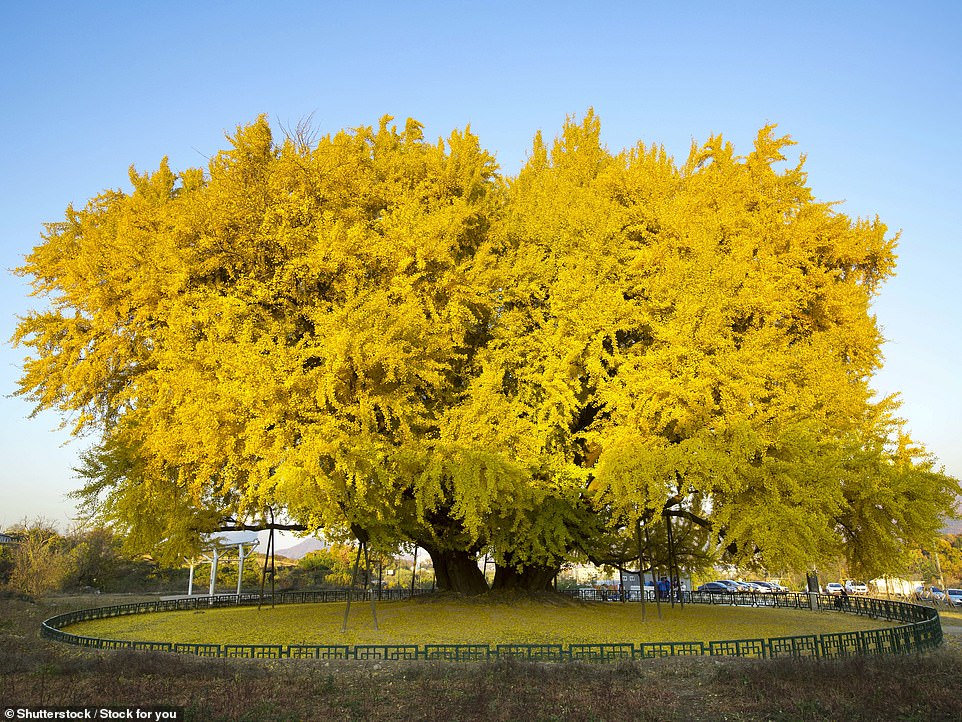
[14,111,959,592]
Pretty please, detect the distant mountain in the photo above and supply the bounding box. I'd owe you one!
[941,498,962,535]
[274,537,328,560]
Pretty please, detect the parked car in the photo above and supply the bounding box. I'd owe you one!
[697,581,733,594]
[754,581,790,593]
[748,581,777,593]
[824,583,844,596]
[946,589,962,607]
[915,585,946,602]
[844,580,868,595]
[720,579,752,592]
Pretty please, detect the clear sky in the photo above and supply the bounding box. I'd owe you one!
[1,1,960,530]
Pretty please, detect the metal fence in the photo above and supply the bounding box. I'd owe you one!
[40,589,943,662]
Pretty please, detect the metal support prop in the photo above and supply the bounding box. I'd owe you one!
[209,547,219,598]
[635,518,646,622]
[342,544,363,632]
[365,543,379,630]
[410,546,418,597]
[342,540,379,632]
[644,519,662,619]
[259,515,276,610]
[665,512,677,609]
[377,554,384,601]
[236,543,246,596]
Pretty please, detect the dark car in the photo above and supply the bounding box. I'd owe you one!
[719,579,752,592]
[698,581,734,594]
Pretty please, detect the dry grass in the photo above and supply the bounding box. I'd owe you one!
[938,608,962,627]
[3,593,961,721]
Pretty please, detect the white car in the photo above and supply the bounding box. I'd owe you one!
[945,589,962,607]
[844,580,868,595]
[824,583,844,596]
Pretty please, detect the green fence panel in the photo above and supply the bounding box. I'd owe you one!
[568,643,634,661]
[423,644,490,661]
[916,620,941,650]
[820,631,863,658]
[495,644,566,661]
[129,641,174,653]
[636,642,663,658]
[891,625,914,653]
[775,594,806,610]
[859,629,889,655]
[767,634,819,658]
[637,642,705,658]
[174,643,223,657]
[865,599,884,619]
[885,627,906,654]
[674,641,707,656]
[708,639,767,658]
[286,645,351,660]
[353,645,420,660]
[877,627,897,654]
[223,644,285,659]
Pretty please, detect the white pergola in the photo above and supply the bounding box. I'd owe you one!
[185,531,260,596]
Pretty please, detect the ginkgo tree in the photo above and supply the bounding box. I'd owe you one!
[14,111,958,594]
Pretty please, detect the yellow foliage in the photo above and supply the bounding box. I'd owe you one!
[13,112,958,581]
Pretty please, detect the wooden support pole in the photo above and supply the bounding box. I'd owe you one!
[645,519,662,619]
[365,542,379,631]
[259,519,275,611]
[410,546,418,597]
[209,547,219,598]
[377,553,384,601]
[269,527,276,608]
[636,518,646,622]
[342,543,363,632]
[665,513,676,609]
[236,543,245,596]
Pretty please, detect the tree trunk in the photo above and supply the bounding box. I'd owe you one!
[423,546,489,596]
[491,562,558,592]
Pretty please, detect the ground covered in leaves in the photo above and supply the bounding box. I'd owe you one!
[3,593,961,721]
[67,592,895,646]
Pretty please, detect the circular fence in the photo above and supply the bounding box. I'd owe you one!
[40,589,942,662]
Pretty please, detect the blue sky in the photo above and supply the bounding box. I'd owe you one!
[1,1,960,529]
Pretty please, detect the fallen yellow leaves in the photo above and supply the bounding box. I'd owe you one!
[70,597,894,647]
